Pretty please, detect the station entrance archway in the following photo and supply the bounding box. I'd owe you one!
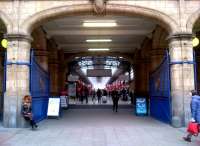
[28,10,173,125]
[2,3,195,128]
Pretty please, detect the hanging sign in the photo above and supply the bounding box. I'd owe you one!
[87,69,112,77]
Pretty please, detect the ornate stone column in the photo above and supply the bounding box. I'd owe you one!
[48,48,59,96]
[150,25,168,73]
[58,49,66,91]
[134,58,149,96]
[150,48,165,73]
[169,33,195,127]
[31,27,48,72]
[34,49,48,72]
[3,34,32,128]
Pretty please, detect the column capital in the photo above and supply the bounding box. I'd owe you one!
[167,33,193,42]
[168,32,193,41]
[4,33,33,42]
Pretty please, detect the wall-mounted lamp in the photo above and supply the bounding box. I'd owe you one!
[1,39,8,48]
[192,37,199,47]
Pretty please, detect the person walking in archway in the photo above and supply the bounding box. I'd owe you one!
[97,88,102,104]
[84,86,89,104]
[121,88,127,101]
[92,89,96,103]
[183,90,200,142]
[22,95,38,130]
[112,89,119,112]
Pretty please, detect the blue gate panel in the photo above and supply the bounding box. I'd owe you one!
[149,51,171,123]
[30,50,50,122]
[150,97,171,123]
[32,98,48,122]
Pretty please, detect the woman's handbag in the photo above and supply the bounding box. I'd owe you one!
[187,122,199,136]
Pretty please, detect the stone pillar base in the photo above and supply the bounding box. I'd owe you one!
[3,92,30,128]
[172,117,183,128]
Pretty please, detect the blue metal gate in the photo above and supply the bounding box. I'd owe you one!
[149,51,171,123]
[30,50,50,122]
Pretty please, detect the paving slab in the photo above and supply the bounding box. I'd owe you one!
[0,109,199,146]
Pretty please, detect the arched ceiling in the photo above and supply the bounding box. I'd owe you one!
[42,15,156,53]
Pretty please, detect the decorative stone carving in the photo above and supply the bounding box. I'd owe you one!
[92,0,107,14]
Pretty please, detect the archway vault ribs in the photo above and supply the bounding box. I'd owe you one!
[0,10,12,34]
[21,3,178,35]
[186,7,200,33]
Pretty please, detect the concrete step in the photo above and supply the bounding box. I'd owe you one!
[68,104,134,109]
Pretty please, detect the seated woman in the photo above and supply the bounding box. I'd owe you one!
[22,95,38,130]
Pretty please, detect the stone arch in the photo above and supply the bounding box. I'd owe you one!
[21,3,179,35]
[0,10,12,34]
[186,8,200,33]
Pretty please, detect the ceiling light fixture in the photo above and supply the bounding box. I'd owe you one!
[86,39,112,42]
[88,48,110,51]
[83,20,117,27]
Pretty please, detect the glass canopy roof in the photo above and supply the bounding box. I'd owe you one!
[74,56,127,89]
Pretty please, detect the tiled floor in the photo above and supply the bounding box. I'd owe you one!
[0,109,199,146]
[68,95,132,105]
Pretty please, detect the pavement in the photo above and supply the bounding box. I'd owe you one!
[0,109,200,146]
[68,95,132,105]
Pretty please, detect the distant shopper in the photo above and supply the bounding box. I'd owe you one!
[22,95,38,130]
[84,86,89,104]
[97,89,102,103]
[129,91,134,104]
[121,88,127,101]
[80,86,84,104]
[103,89,108,96]
[77,86,81,102]
[92,90,96,103]
[183,90,200,142]
[112,89,119,112]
